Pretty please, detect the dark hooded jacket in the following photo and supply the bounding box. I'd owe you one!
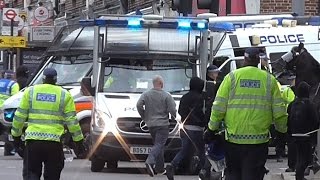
[178,77,205,127]
[287,81,319,140]
[16,65,29,90]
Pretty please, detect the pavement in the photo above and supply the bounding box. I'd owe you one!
[0,146,319,180]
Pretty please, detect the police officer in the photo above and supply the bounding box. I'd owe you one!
[278,76,296,164]
[282,76,296,106]
[0,70,19,107]
[0,70,20,156]
[204,47,287,180]
[11,68,85,180]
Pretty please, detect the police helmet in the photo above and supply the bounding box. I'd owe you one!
[244,47,260,61]
[43,68,57,80]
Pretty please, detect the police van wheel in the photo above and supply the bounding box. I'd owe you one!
[106,160,118,169]
[91,157,105,172]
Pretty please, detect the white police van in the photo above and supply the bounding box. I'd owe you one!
[209,14,320,85]
[79,15,233,172]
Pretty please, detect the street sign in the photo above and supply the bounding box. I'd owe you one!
[2,8,20,36]
[0,36,26,48]
[19,11,27,22]
[34,7,49,22]
[31,26,55,41]
[17,16,25,30]
[3,8,19,21]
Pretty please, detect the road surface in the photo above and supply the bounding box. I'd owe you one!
[0,147,319,180]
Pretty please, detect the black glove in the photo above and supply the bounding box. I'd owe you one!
[275,131,287,142]
[203,129,219,144]
[13,136,22,149]
[13,136,25,157]
[74,140,87,159]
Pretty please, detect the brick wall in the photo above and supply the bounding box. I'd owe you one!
[260,0,292,14]
[128,0,153,11]
[260,0,319,16]
[65,0,85,17]
[305,0,319,15]
[128,0,171,12]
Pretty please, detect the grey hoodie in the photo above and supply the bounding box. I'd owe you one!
[136,88,176,127]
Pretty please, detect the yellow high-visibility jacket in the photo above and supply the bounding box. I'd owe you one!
[12,84,83,142]
[209,66,287,144]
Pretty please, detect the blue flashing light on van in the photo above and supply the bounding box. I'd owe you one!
[209,22,235,32]
[127,19,142,27]
[178,21,191,29]
[79,18,209,30]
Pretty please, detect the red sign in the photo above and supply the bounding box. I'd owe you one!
[4,9,17,20]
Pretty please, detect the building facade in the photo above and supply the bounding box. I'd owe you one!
[261,0,320,16]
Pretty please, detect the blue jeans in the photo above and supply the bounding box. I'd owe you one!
[171,129,205,169]
[146,126,169,173]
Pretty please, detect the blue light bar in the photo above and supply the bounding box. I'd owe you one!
[128,19,141,26]
[209,22,235,32]
[309,16,320,26]
[178,21,191,29]
[79,19,95,26]
[79,18,208,30]
[197,22,206,29]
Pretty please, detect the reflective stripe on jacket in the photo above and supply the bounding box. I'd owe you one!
[209,66,287,144]
[11,84,83,142]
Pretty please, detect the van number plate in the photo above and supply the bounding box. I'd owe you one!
[130,147,152,154]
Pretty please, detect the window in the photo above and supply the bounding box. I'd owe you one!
[102,59,193,94]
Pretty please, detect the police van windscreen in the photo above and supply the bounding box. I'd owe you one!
[102,59,193,94]
[31,54,92,86]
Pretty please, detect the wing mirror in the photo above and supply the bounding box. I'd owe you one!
[81,77,95,96]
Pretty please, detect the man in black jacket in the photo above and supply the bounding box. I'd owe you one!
[287,81,319,180]
[16,65,29,90]
[204,65,221,124]
[166,77,206,180]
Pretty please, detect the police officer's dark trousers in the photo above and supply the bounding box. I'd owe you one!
[225,142,268,180]
[23,140,64,180]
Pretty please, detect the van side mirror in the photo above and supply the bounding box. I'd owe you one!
[81,77,95,96]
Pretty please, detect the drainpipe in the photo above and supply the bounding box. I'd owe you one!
[226,0,231,15]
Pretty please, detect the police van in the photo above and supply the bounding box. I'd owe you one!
[79,15,230,172]
[209,14,320,84]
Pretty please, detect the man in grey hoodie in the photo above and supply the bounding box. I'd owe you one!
[136,75,177,177]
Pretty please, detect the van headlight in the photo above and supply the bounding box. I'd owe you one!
[94,113,105,129]
[94,109,117,133]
